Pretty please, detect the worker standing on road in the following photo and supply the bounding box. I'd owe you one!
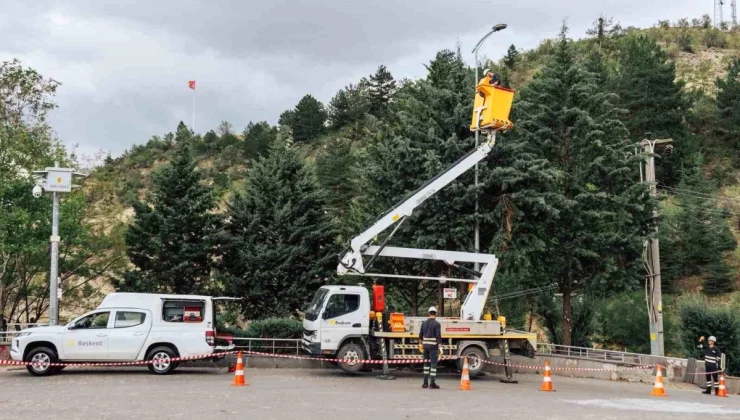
[419,306,443,389]
[698,335,723,394]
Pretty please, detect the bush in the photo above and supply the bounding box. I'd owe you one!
[596,292,650,353]
[219,318,304,339]
[677,295,740,375]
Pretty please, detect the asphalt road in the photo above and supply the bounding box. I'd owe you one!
[1,366,740,420]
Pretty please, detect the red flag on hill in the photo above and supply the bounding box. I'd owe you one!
[188,80,196,90]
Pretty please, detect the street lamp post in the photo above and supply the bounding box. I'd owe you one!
[471,24,507,272]
[32,162,86,326]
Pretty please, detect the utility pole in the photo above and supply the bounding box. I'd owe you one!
[471,23,507,273]
[640,134,672,357]
[716,0,725,29]
[32,163,87,325]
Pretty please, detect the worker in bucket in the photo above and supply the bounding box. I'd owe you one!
[480,68,501,87]
[419,306,443,389]
[698,335,723,394]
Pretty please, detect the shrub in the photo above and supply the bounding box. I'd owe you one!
[245,318,303,339]
[596,292,650,353]
[677,295,740,375]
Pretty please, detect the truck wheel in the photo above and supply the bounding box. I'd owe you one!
[26,347,58,377]
[458,346,486,377]
[147,346,179,375]
[337,342,366,373]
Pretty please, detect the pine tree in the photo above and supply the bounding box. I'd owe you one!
[715,58,740,152]
[425,49,467,92]
[328,82,370,131]
[221,142,336,319]
[490,26,656,345]
[660,162,737,293]
[291,95,327,142]
[174,121,192,143]
[243,121,277,159]
[278,109,295,128]
[705,261,734,295]
[368,65,396,118]
[316,137,357,219]
[122,146,221,294]
[503,44,519,70]
[357,50,477,315]
[613,35,697,184]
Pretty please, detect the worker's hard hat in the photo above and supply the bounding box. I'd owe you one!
[428,306,437,314]
[709,336,717,343]
[483,68,491,74]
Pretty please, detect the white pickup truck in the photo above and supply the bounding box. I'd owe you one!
[10,293,235,376]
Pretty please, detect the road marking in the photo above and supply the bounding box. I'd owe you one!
[562,398,740,415]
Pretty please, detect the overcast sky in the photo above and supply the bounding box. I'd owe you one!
[2,0,711,158]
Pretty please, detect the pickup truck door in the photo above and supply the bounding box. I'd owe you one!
[108,310,153,361]
[62,311,112,360]
[320,292,363,352]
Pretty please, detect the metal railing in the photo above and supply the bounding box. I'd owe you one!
[537,343,650,365]
[231,337,303,355]
[1,323,47,343]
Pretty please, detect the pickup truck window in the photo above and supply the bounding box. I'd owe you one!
[74,312,110,329]
[163,300,204,323]
[114,311,146,328]
[324,294,360,319]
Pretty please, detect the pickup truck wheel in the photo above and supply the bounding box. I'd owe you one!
[147,347,178,375]
[337,343,366,373]
[26,347,58,377]
[457,346,486,377]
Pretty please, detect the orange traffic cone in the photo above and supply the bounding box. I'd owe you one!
[651,365,666,397]
[232,351,248,386]
[717,374,728,398]
[459,356,472,391]
[540,360,554,392]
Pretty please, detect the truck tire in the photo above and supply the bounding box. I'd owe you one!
[337,342,366,373]
[147,346,179,375]
[457,346,486,377]
[26,346,58,377]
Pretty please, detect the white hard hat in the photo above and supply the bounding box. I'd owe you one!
[708,336,717,342]
[483,68,491,74]
[428,306,437,314]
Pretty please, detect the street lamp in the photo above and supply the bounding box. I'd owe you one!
[32,162,87,326]
[471,23,507,272]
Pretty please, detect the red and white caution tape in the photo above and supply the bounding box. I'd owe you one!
[242,350,457,365]
[479,358,656,372]
[0,351,240,368]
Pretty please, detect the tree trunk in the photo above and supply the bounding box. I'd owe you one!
[561,290,573,346]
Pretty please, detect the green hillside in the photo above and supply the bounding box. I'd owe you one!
[4,16,740,366]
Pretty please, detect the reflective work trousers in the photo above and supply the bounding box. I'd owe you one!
[423,348,439,383]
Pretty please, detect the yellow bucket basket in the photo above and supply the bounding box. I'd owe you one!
[470,84,515,131]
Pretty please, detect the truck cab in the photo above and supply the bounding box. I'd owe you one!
[302,286,370,357]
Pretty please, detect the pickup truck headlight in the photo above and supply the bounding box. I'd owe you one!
[14,332,32,338]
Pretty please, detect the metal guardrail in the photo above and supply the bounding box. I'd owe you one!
[1,324,47,343]
[537,343,649,365]
[231,337,302,355]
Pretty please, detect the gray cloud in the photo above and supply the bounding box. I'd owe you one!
[2,0,710,157]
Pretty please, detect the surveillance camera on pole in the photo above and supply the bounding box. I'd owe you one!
[31,162,87,326]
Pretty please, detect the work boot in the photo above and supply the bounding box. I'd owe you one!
[422,382,428,389]
[429,383,440,389]
[702,388,712,394]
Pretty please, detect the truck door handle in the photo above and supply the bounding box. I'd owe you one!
[96,333,107,337]
[134,332,145,336]
[352,323,361,328]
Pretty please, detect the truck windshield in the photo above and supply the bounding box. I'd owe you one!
[305,288,329,321]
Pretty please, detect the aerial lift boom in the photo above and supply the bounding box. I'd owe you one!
[338,130,501,321]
